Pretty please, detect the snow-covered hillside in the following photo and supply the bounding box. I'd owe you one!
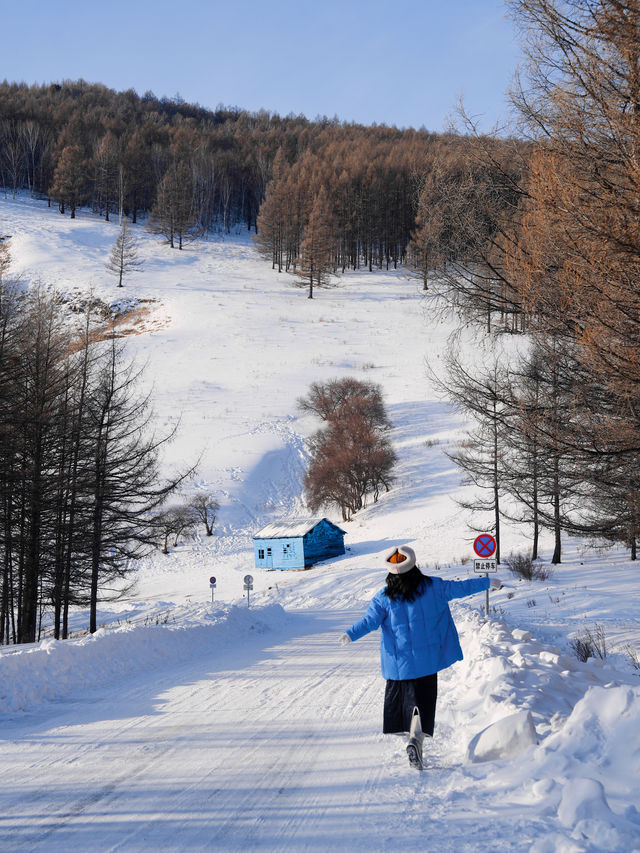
[1,195,639,852]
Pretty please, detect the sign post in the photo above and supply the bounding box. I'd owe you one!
[209,576,217,603]
[473,534,497,617]
[243,574,254,609]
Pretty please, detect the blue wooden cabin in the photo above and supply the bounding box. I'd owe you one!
[253,517,346,570]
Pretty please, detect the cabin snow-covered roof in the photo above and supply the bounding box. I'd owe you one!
[253,517,345,539]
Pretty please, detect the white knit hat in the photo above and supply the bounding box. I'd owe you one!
[384,545,416,574]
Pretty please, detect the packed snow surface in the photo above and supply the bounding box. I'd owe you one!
[1,196,639,852]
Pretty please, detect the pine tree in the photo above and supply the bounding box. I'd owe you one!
[106,220,143,287]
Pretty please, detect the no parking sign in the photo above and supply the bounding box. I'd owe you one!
[473,534,497,617]
[473,534,496,558]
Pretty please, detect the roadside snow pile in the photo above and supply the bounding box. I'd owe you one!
[441,606,640,851]
[447,605,626,746]
[0,602,288,716]
[530,685,640,852]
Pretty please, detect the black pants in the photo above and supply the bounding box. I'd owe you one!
[383,672,438,736]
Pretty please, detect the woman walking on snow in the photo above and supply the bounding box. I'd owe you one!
[340,545,501,770]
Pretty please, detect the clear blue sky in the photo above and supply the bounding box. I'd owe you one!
[5,0,519,132]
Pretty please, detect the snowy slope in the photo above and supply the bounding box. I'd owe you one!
[1,195,640,852]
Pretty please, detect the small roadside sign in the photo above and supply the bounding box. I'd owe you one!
[243,574,254,608]
[474,559,498,573]
[209,576,217,603]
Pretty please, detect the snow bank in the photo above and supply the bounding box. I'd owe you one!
[0,603,287,716]
[531,685,640,851]
[437,608,640,849]
[461,679,640,849]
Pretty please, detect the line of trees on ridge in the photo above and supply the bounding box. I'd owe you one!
[0,79,522,283]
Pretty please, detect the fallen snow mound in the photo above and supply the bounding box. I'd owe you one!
[466,709,538,762]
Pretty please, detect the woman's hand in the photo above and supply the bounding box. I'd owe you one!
[339,633,353,646]
[489,577,503,590]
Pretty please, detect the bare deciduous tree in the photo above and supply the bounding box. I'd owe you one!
[300,377,396,522]
[155,505,194,554]
[298,377,389,430]
[188,492,219,537]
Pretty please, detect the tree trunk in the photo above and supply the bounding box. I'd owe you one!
[551,457,562,564]
[493,404,501,564]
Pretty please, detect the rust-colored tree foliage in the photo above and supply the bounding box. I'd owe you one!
[507,1,640,419]
[438,1,640,556]
[300,379,396,522]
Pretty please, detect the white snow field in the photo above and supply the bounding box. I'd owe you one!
[1,195,640,852]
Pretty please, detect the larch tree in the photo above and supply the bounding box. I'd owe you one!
[50,144,89,218]
[106,219,143,287]
[293,187,336,299]
[93,131,120,222]
[0,292,194,644]
[84,334,194,634]
[0,238,10,283]
[429,344,510,563]
[507,0,640,432]
[492,0,640,557]
[407,159,450,291]
[149,160,196,249]
[254,148,291,272]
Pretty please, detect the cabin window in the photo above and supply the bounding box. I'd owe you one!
[267,547,272,556]
[258,549,265,560]
[283,542,292,557]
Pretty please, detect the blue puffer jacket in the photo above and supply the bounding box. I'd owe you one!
[346,575,490,680]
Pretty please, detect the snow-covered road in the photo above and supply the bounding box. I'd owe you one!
[1,604,390,852]
[5,583,639,853]
[0,598,525,853]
